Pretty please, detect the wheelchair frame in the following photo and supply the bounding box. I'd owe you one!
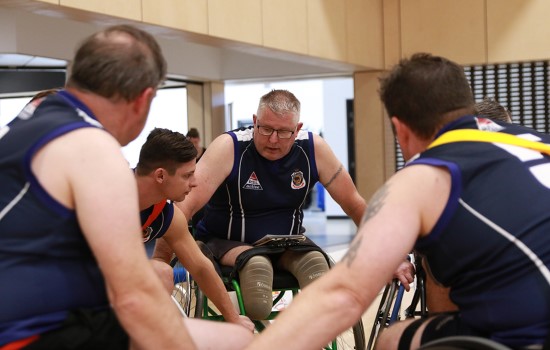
[366,254,428,350]
[366,255,515,350]
[172,245,366,350]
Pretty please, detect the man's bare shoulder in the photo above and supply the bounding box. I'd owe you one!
[200,133,234,163]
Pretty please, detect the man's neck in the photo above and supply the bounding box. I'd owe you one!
[65,87,128,145]
[135,174,164,211]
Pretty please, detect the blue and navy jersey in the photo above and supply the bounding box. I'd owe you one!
[140,200,174,243]
[0,91,109,345]
[195,126,319,244]
[410,115,550,347]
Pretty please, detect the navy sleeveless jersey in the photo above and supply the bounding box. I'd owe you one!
[195,126,319,244]
[0,91,109,345]
[140,200,174,243]
[410,115,550,347]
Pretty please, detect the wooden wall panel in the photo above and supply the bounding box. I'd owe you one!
[262,0,308,55]
[353,71,387,201]
[383,0,401,69]
[487,0,550,63]
[307,0,347,61]
[186,84,205,144]
[207,0,262,45]
[345,0,384,68]
[142,0,208,34]
[400,0,486,65]
[59,0,141,21]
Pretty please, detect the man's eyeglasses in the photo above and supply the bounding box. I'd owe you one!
[256,125,295,139]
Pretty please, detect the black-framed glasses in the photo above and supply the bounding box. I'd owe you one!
[256,124,295,139]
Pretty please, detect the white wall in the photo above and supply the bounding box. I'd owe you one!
[225,80,324,133]
[0,96,31,126]
[121,87,188,167]
[322,78,353,217]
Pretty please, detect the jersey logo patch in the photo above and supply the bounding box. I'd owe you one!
[142,226,153,242]
[243,171,263,190]
[291,170,306,189]
[475,117,504,132]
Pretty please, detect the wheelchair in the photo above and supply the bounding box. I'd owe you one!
[366,254,428,350]
[172,237,366,350]
[366,255,514,350]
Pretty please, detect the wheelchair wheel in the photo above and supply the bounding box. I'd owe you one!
[367,280,400,350]
[171,258,204,318]
[327,319,366,350]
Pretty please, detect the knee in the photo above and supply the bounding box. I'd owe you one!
[376,327,401,350]
[377,319,424,350]
[238,255,273,320]
[284,250,329,288]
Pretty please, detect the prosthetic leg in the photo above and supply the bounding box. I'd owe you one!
[279,250,329,288]
[238,255,274,320]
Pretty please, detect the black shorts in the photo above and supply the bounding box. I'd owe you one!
[203,236,327,264]
[23,308,128,350]
[421,313,481,344]
[201,237,251,261]
[399,312,480,350]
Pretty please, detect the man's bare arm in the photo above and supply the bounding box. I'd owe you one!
[49,129,195,349]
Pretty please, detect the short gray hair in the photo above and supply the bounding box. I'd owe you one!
[257,89,300,122]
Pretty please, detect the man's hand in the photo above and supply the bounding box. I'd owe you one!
[236,315,255,332]
[392,259,415,291]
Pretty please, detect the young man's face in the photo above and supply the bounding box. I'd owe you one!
[163,160,197,202]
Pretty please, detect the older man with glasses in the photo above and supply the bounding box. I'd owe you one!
[155,89,411,321]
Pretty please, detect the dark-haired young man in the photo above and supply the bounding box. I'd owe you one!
[135,128,254,337]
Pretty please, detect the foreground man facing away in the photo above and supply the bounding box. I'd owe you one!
[0,25,252,350]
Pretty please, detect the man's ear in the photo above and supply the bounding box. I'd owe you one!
[391,116,408,145]
[133,87,155,114]
[296,122,303,132]
[153,168,165,184]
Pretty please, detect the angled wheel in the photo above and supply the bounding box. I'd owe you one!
[171,258,204,318]
[326,319,366,350]
[367,281,400,350]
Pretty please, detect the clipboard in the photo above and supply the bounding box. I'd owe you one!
[253,234,307,247]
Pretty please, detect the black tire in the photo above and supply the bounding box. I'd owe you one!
[327,319,366,350]
[367,281,399,350]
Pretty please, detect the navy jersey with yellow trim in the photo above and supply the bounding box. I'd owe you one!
[409,115,550,347]
[140,200,174,243]
[195,126,319,244]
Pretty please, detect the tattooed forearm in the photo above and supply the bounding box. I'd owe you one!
[341,234,363,268]
[324,165,343,189]
[341,184,389,268]
[361,183,390,226]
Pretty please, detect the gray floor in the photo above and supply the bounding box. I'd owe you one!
[302,209,357,261]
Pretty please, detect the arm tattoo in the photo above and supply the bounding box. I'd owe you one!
[341,184,389,268]
[341,234,362,268]
[361,183,389,226]
[324,165,343,189]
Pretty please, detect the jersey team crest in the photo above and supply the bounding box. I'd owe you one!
[291,170,306,189]
[243,171,263,190]
[476,117,504,132]
[142,226,153,242]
